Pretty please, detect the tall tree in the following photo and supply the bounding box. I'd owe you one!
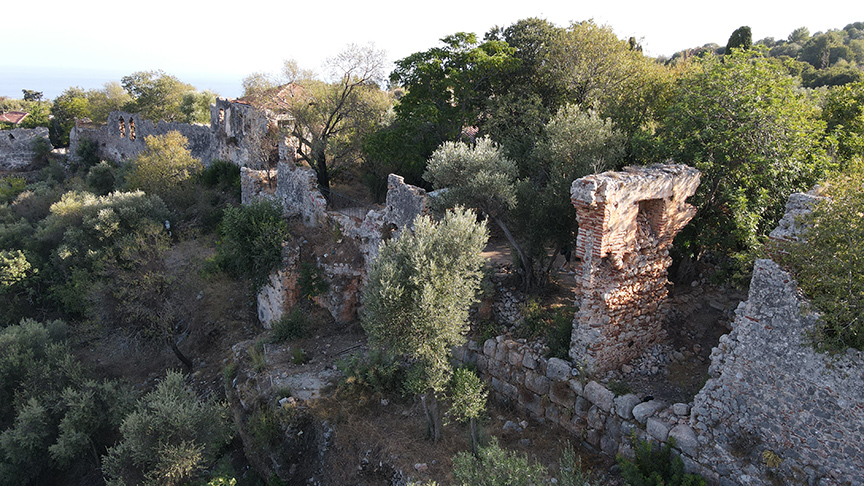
[658,49,831,269]
[120,70,196,122]
[285,44,391,199]
[361,208,488,441]
[726,26,753,52]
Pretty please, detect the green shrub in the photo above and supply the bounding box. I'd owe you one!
[0,319,137,486]
[200,159,241,198]
[547,307,575,360]
[31,137,52,165]
[298,262,328,300]
[336,349,407,399]
[608,380,632,396]
[0,176,27,205]
[212,199,288,292]
[452,437,547,485]
[617,436,706,486]
[270,308,310,343]
[778,159,864,351]
[74,138,101,172]
[86,160,117,195]
[102,370,233,486]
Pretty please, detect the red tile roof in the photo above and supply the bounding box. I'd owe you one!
[0,111,28,124]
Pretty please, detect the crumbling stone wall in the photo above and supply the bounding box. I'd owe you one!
[459,191,864,485]
[569,164,700,374]
[0,127,52,171]
[254,172,428,326]
[68,111,215,165]
[211,98,271,167]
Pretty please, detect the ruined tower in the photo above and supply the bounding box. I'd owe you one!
[569,164,700,373]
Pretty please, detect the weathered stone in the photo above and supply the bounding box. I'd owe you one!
[546,357,572,381]
[669,424,698,456]
[615,393,642,420]
[508,349,523,366]
[672,402,690,416]
[569,165,700,373]
[632,400,666,424]
[586,405,605,431]
[522,353,537,370]
[0,127,52,170]
[583,381,615,412]
[483,338,497,357]
[646,417,669,441]
[524,371,551,395]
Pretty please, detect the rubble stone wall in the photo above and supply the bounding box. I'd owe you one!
[458,190,863,485]
[569,164,700,374]
[0,127,52,171]
[69,111,215,165]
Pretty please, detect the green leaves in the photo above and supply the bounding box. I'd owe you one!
[362,207,488,394]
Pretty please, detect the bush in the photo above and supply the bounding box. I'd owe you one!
[200,159,241,198]
[74,138,101,172]
[298,262,328,300]
[452,437,547,485]
[0,319,137,486]
[86,160,117,195]
[617,436,706,486]
[778,159,864,351]
[336,349,407,399]
[0,176,27,205]
[270,308,310,343]
[102,370,233,486]
[212,199,288,291]
[124,132,203,206]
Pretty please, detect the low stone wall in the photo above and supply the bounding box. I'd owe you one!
[454,339,709,479]
[0,127,51,171]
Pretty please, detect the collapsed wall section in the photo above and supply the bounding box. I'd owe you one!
[569,164,700,373]
[0,127,52,171]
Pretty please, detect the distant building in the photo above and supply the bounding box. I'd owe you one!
[0,111,28,125]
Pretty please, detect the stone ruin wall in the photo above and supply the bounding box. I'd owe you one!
[456,188,863,486]
[252,170,427,327]
[0,127,52,171]
[569,164,700,374]
[68,111,216,166]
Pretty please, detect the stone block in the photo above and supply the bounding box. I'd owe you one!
[647,417,669,441]
[587,405,605,430]
[524,371,551,395]
[549,381,576,408]
[546,357,572,381]
[483,338,497,356]
[615,393,642,420]
[508,349,523,366]
[568,379,584,396]
[672,402,690,416]
[502,381,519,401]
[583,381,615,412]
[522,353,537,369]
[669,424,698,456]
[632,400,666,424]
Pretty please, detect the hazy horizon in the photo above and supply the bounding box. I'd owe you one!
[0,66,244,101]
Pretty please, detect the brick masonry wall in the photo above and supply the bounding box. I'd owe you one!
[570,165,701,373]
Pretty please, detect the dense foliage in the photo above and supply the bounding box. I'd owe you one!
[0,319,136,486]
[102,370,233,486]
[211,198,289,291]
[362,207,488,440]
[617,437,706,486]
[779,161,864,351]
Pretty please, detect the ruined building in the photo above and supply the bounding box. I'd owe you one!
[569,164,701,373]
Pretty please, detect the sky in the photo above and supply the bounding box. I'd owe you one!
[2,0,860,100]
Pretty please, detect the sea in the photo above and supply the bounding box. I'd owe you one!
[0,66,243,101]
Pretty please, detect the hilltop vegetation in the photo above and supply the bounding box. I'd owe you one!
[0,16,862,486]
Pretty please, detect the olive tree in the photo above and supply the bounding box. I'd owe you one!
[361,207,488,441]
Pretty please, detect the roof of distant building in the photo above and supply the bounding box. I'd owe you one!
[0,111,28,124]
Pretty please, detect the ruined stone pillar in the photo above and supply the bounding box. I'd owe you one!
[569,164,700,373]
